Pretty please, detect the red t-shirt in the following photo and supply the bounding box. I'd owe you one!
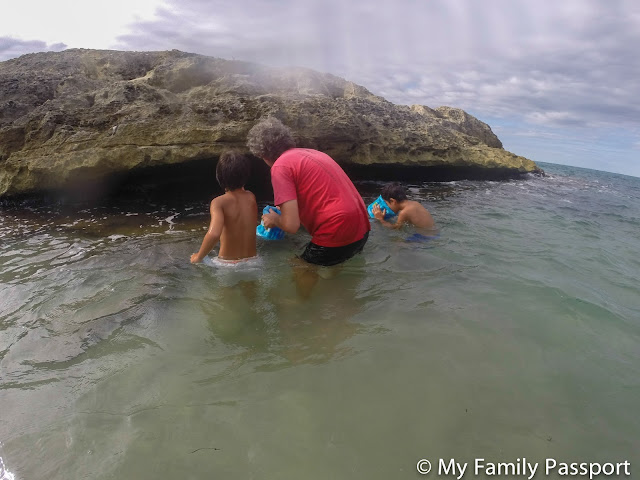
[271,148,370,247]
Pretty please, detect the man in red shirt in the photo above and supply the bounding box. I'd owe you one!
[247,117,370,267]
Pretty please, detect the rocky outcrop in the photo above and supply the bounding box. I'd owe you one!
[0,49,540,197]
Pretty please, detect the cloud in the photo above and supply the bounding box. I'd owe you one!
[0,37,66,61]
[110,0,640,134]
[509,129,569,140]
[525,111,587,127]
[0,0,164,52]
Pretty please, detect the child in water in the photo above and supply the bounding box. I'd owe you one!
[190,151,258,264]
[372,182,435,230]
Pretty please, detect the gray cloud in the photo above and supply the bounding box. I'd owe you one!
[113,0,640,132]
[0,37,66,61]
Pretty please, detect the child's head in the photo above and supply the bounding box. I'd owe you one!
[216,150,250,191]
[381,182,407,212]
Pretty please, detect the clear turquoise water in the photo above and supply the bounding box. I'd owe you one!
[1,163,639,479]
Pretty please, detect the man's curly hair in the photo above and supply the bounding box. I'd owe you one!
[246,117,296,162]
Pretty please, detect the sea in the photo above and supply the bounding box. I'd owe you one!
[1,161,639,479]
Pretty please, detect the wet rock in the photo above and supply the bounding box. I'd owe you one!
[0,49,541,197]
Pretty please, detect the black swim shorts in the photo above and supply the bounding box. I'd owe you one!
[300,232,369,267]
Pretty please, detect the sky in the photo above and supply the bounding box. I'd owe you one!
[2,0,639,177]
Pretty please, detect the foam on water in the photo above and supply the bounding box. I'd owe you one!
[0,456,15,480]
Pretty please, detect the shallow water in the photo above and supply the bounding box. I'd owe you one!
[1,163,639,479]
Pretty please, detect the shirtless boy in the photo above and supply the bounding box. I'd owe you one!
[372,182,435,229]
[190,151,258,263]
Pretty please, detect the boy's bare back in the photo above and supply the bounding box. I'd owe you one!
[191,151,258,264]
[215,189,258,260]
[191,188,257,264]
[373,182,436,232]
[400,200,435,229]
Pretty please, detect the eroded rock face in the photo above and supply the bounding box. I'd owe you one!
[0,49,540,197]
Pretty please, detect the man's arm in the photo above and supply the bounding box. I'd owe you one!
[191,200,224,263]
[262,199,300,234]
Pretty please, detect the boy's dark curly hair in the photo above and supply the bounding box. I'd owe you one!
[381,182,408,202]
[216,150,250,191]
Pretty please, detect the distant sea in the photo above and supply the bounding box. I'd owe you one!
[1,161,639,479]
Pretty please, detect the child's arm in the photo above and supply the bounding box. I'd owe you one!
[190,199,225,263]
[372,204,404,229]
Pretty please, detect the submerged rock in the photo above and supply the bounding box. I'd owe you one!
[0,49,541,197]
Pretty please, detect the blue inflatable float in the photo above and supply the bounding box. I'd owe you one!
[367,195,397,220]
[256,205,285,240]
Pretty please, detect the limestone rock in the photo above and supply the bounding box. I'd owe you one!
[0,49,541,197]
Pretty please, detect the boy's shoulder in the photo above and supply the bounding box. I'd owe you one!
[406,200,427,210]
[210,192,232,210]
[211,189,256,205]
[237,189,257,204]
[211,193,227,204]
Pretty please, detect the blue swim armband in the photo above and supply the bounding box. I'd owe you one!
[256,205,285,240]
[367,195,397,220]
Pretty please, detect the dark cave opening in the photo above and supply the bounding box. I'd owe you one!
[2,157,536,208]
